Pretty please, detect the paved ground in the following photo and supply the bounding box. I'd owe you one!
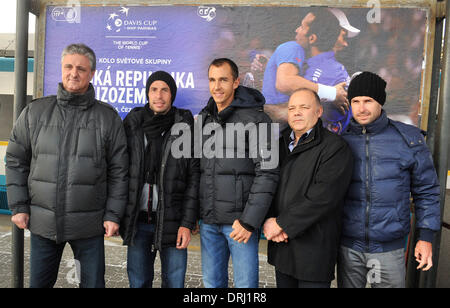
[3,188,449,289]
[0,214,286,288]
[0,148,449,288]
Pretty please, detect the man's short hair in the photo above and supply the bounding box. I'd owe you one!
[208,58,239,80]
[61,43,97,71]
[291,88,321,106]
[307,9,341,52]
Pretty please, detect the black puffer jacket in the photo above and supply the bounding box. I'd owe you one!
[120,107,199,249]
[6,83,129,243]
[198,86,279,229]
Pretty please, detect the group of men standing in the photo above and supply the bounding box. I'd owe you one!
[6,41,441,288]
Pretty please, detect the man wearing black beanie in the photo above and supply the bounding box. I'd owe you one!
[121,71,199,288]
[338,71,441,288]
[145,70,177,105]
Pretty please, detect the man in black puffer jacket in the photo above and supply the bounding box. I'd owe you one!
[6,44,129,288]
[120,71,199,288]
[198,58,279,288]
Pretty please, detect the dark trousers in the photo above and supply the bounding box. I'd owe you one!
[275,270,330,288]
[30,233,105,288]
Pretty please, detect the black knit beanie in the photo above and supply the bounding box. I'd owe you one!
[347,71,387,106]
[145,71,177,104]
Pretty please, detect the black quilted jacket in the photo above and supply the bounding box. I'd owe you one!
[120,106,199,249]
[6,83,129,243]
[197,86,279,230]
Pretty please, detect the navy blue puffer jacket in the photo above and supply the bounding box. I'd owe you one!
[341,111,440,253]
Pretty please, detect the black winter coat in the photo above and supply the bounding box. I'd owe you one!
[120,106,199,249]
[6,83,129,243]
[267,119,353,282]
[197,86,279,229]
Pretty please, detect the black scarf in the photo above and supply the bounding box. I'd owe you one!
[142,104,175,184]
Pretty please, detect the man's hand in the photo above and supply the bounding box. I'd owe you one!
[263,218,282,240]
[251,54,269,72]
[176,226,191,249]
[271,231,289,243]
[415,240,433,271]
[263,218,288,243]
[230,220,252,244]
[103,221,119,237]
[333,82,349,115]
[11,213,29,229]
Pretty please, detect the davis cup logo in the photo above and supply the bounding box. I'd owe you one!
[197,6,216,22]
[105,7,157,33]
[106,7,129,32]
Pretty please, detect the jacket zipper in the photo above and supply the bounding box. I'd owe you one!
[363,126,371,251]
[55,108,74,243]
[131,130,145,246]
[54,115,64,243]
[152,132,172,252]
[208,112,219,223]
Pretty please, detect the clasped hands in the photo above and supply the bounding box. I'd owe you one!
[263,217,288,243]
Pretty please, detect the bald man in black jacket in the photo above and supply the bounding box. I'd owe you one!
[264,88,353,288]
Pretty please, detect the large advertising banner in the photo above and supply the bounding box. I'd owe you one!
[44,5,427,128]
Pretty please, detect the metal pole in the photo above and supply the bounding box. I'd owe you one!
[14,0,30,119]
[12,0,30,288]
[420,0,450,288]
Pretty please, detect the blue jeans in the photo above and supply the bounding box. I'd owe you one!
[30,233,105,288]
[127,222,187,288]
[200,223,259,288]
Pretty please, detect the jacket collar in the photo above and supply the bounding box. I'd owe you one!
[347,109,389,135]
[57,82,96,110]
[125,106,184,130]
[200,86,265,124]
[283,118,323,155]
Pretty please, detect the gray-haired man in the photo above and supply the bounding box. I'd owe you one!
[6,43,129,288]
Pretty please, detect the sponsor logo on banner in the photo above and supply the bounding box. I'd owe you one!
[51,0,81,23]
[197,6,216,22]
